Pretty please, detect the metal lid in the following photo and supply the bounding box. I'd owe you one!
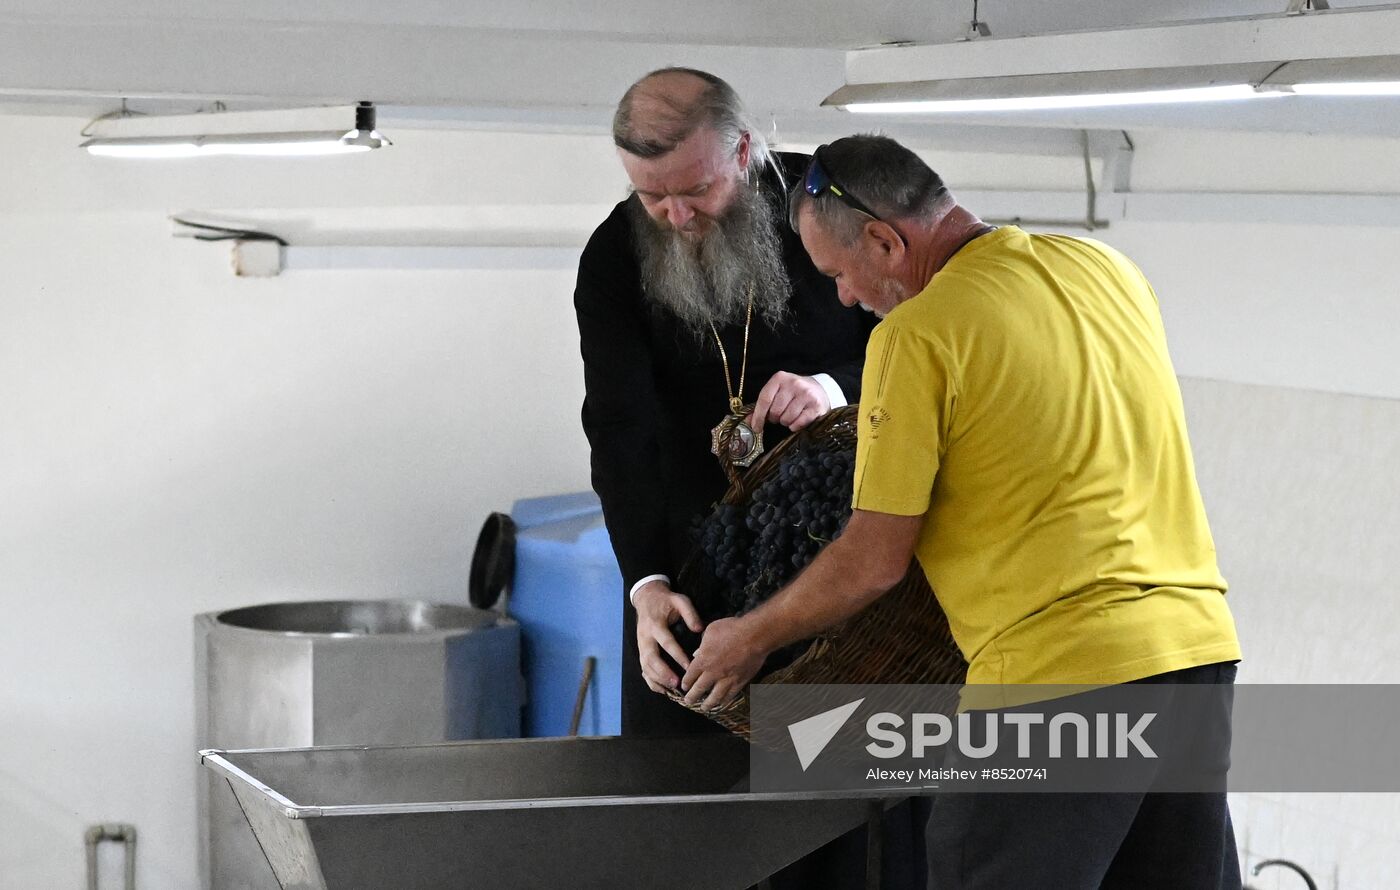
[215,600,497,636]
[469,512,517,609]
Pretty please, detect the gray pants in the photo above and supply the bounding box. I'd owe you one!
[925,662,1241,890]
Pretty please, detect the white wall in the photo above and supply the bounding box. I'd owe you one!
[2,113,1400,888]
[0,118,611,889]
[1092,160,1400,883]
[1181,378,1400,889]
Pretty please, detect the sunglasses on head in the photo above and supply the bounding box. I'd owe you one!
[801,146,907,244]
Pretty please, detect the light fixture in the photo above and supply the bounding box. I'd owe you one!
[825,7,1400,113]
[81,102,390,158]
[842,84,1285,115]
[1289,81,1400,96]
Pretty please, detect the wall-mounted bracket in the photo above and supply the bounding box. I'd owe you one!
[1286,0,1331,15]
[984,129,1133,231]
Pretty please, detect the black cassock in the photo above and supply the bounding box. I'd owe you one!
[573,151,876,738]
[574,154,929,890]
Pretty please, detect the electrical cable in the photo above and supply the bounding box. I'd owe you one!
[80,98,146,138]
[170,217,288,246]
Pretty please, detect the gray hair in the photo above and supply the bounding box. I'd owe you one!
[789,134,951,244]
[629,176,791,336]
[613,67,773,180]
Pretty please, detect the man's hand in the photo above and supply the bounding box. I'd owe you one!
[749,372,830,432]
[680,511,924,710]
[633,579,705,693]
[681,617,771,711]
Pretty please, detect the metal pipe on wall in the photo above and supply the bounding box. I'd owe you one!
[85,823,137,890]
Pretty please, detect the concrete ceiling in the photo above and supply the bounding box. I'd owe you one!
[0,1,1309,50]
[1,0,1396,142]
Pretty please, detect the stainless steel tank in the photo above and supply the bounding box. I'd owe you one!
[195,599,522,890]
[201,735,885,890]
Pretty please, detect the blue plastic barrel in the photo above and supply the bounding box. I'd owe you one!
[507,492,622,737]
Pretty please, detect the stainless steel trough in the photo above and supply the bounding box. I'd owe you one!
[201,735,882,890]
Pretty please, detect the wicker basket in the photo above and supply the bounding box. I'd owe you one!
[667,406,967,744]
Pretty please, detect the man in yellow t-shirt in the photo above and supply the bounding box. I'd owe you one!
[681,135,1242,889]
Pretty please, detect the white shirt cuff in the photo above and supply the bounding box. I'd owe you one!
[812,373,848,409]
[629,574,671,606]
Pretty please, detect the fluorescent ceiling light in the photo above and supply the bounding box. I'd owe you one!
[85,141,201,159]
[845,84,1278,114]
[81,103,390,158]
[84,133,376,158]
[826,9,1400,114]
[1289,80,1400,95]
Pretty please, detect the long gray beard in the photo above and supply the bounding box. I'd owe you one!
[630,183,792,335]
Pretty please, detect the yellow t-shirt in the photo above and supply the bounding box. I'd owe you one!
[852,226,1240,686]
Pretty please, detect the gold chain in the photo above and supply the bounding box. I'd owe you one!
[709,284,755,415]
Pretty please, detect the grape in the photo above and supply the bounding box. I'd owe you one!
[689,435,858,634]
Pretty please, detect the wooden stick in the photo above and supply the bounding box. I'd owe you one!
[568,656,597,737]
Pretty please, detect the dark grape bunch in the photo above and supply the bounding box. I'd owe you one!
[694,440,856,617]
